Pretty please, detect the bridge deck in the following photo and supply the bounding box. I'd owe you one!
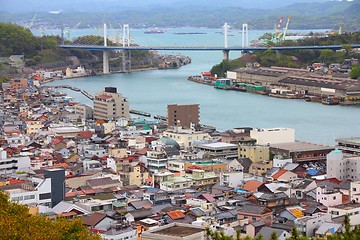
[60,44,360,51]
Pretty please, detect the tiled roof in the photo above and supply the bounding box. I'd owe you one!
[272,169,288,180]
[83,212,107,226]
[243,180,263,192]
[167,210,185,220]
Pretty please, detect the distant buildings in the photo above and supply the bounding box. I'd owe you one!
[167,104,199,128]
[93,87,129,120]
[327,149,360,180]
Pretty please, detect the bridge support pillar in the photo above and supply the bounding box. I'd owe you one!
[122,50,131,73]
[103,50,110,74]
[223,50,230,61]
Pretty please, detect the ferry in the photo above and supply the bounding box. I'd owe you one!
[144,30,165,34]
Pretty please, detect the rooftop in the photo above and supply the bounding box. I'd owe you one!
[329,202,360,210]
[270,141,334,152]
[151,224,204,237]
[336,137,360,145]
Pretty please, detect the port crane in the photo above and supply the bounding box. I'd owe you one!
[24,13,37,29]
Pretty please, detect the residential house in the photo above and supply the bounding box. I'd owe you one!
[294,213,332,237]
[237,205,273,226]
[328,203,360,226]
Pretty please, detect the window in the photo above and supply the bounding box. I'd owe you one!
[39,193,51,200]
[24,195,35,200]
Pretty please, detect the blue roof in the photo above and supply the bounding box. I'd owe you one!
[236,189,248,193]
[308,169,320,176]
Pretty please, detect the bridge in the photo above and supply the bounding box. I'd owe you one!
[59,23,360,74]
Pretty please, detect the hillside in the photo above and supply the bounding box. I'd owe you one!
[0,0,359,30]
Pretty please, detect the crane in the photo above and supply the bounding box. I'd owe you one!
[282,16,291,41]
[24,13,37,29]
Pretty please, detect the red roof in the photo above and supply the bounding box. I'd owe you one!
[51,139,62,145]
[9,179,25,185]
[97,94,112,100]
[167,210,185,220]
[272,169,288,180]
[77,131,93,139]
[243,180,263,192]
[201,193,216,203]
[201,72,211,75]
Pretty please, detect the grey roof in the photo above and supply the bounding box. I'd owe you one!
[128,209,153,219]
[256,227,290,239]
[237,204,272,215]
[295,179,314,189]
[315,222,342,235]
[251,221,265,227]
[87,177,120,187]
[189,207,206,217]
[129,199,153,210]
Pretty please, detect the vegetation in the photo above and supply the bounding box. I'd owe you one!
[0,191,100,240]
[350,64,360,79]
[204,215,360,240]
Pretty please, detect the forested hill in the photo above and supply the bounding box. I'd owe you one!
[0,0,359,30]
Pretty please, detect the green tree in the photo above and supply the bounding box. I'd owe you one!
[0,191,100,240]
[270,231,278,240]
[350,64,360,79]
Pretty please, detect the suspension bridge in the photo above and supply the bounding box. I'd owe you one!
[59,23,360,74]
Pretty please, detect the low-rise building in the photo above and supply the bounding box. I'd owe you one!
[328,203,360,226]
[194,142,238,158]
[294,213,332,237]
[250,128,295,145]
[327,149,360,180]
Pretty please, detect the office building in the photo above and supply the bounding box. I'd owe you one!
[93,87,129,120]
[167,104,199,128]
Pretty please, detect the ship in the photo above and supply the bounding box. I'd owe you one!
[144,29,165,34]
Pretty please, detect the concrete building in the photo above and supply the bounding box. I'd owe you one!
[142,223,205,240]
[194,142,238,159]
[250,128,295,145]
[93,87,129,120]
[0,148,30,175]
[350,181,360,203]
[316,186,342,207]
[74,103,93,119]
[162,127,210,149]
[336,137,360,155]
[271,141,334,163]
[327,149,360,180]
[10,78,28,90]
[220,171,243,188]
[147,151,168,174]
[167,104,199,128]
[238,144,270,162]
[328,203,360,226]
[294,213,332,237]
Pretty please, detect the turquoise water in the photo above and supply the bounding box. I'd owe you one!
[40,28,359,145]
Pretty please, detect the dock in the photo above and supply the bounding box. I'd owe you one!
[130,110,151,117]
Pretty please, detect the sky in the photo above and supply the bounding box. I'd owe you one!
[0,0,335,12]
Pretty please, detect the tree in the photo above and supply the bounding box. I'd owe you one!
[350,64,360,79]
[270,231,278,240]
[0,191,100,240]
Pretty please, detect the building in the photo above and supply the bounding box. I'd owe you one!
[350,181,360,203]
[74,103,93,120]
[250,128,295,145]
[316,186,342,207]
[142,222,205,240]
[220,170,243,188]
[0,148,30,175]
[24,120,44,135]
[10,78,28,90]
[238,144,270,162]
[93,87,129,120]
[147,151,168,174]
[44,168,65,207]
[294,213,332,237]
[328,203,360,226]
[336,137,360,155]
[270,141,334,163]
[194,142,238,159]
[162,128,210,149]
[167,104,199,128]
[327,149,360,180]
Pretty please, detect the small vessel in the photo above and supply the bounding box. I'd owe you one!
[144,29,165,34]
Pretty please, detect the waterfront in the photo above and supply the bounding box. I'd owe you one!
[42,28,360,145]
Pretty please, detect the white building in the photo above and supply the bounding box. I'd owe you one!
[316,186,342,207]
[250,128,295,146]
[147,151,168,174]
[0,148,30,175]
[294,213,332,237]
[350,181,360,203]
[328,203,360,226]
[327,149,360,180]
[220,171,243,188]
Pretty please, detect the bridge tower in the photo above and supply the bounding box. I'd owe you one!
[242,23,249,48]
[223,23,230,61]
[122,24,131,73]
[103,23,110,74]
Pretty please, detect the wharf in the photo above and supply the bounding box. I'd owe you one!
[130,110,151,117]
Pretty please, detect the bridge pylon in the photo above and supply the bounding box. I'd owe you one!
[103,23,110,74]
[121,24,131,72]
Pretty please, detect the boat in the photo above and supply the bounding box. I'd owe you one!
[322,96,340,105]
[144,30,165,34]
[173,32,207,35]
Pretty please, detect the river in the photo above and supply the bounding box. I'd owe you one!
[37,27,360,145]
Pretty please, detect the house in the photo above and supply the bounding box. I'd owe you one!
[237,205,273,226]
[271,169,298,182]
[316,186,342,207]
[82,212,113,231]
[242,180,263,193]
[315,222,342,239]
[256,227,291,240]
[248,192,290,209]
[279,206,304,221]
[294,213,332,237]
[328,203,360,226]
